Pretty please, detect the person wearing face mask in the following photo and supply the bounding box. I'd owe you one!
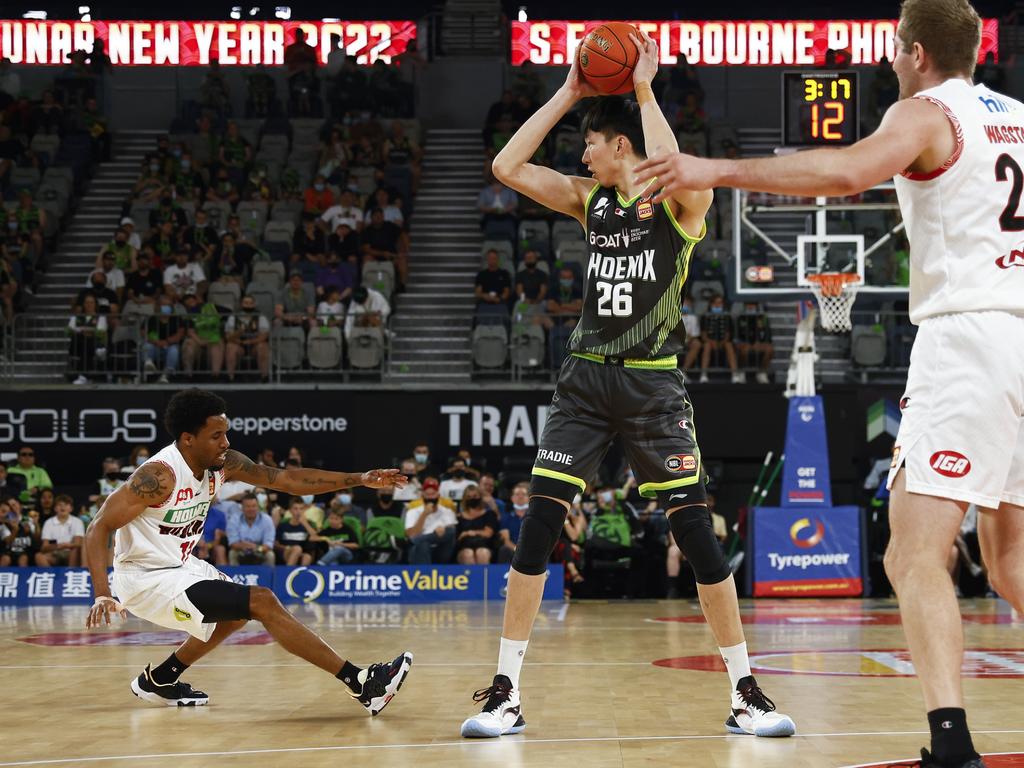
[182,209,220,263]
[89,457,130,508]
[75,269,120,316]
[440,459,479,503]
[699,293,741,384]
[393,460,422,502]
[142,293,184,383]
[679,296,703,382]
[545,266,583,367]
[344,284,390,343]
[207,171,239,207]
[163,251,207,303]
[119,217,142,250]
[304,174,336,215]
[497,483,531,563]
[126,251,162,305]
[514,249,548,311]
[478,175,518,229]
[225,294,271,382]
[128,446,151,470]
[326,489,367,529]
[98,226,137,272]
[371,485,405,519]
[88,252,126,300]
[404,479,457,564]
[132,154,166,203]
[149,195,188,231]
[734,301,774,384]
[409,443,436,482]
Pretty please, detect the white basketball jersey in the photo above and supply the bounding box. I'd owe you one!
[893,78,1024,324]
[114,442,224,570]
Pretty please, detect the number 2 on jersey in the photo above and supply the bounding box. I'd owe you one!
[596,282,633,317]
[995,153,1024,231]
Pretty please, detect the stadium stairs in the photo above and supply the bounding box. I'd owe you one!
[441,0,504,56]
[11,130,159,383]
[388,128,484,383]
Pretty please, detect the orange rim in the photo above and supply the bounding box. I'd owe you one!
[807,273,860,298]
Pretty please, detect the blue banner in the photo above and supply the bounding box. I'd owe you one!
[751,506,863,597]
[273,565,486,604]
[780,395,833,507]
[486,565,563,601]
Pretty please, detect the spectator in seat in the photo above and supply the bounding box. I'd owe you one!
[142,293,185,383]
[735,300,774,384]
[181,293,225,378]
[0,464,27,501]
[477,176,518,229]
[36,487,56,521]
[364,188,404,229]
[680,296,702,381]
[227,493,275,565]
[276,270,316,328]
[199,58,231,113]
[125,251,162,306]
[370,485,405,519]
[149,195,188,230]
[275,496,318,566]
[7,447,52,504]
[439,459,478,502]
[67,292,108,384]
[393,459,422,502]
[169,151,204,202]
[383,121,422,188]
[456,495,498,565]
[303,174,335,216]
[315,507,362,565]
[294,214,327,264]
[315,285,346,329]
[146,221,177,265]
[314,251,354,302]
[474,249,511,323]
[218,120,252,186]
[515,249,548,320]
[1,498,40,567]
[132,154,167,204]
[225,293,271,382]
[120,217,142,250]
[404,493,456,565]
[478,473,505,518]
[328,221,361,268]
[74,269,119,316]
[163,250,207,302]
[284,28,319,116]
[99,227,137,273]
[193,500,228,565]
[409,444,438,482]
[90,251,126,301]
[545,266,583,367]
[208,233,248,288]
[328,489,367,528]
[206,168,240,208]
[344,285,390,342]
[0,250,17,322]
[496,482,531,563]
[361,207,408,287]
[245,62,276,117]
[182,208,219,263]
[700,294,741,384]
[35,494,84,567]
[321,188,363,234]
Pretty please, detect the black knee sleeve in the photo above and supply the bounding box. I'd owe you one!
[511,496,568,576]
[669,505,731,585]
[185,579,252,623]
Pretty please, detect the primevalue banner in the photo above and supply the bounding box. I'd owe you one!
[751,506,863,597]
[510,19,998,67]
[0,20,415,66]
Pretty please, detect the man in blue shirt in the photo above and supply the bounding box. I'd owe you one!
[195,505,227,565]
[497,482,529,563]
[226,493,275,565]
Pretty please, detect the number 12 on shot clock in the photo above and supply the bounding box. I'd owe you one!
[782,71,859,147]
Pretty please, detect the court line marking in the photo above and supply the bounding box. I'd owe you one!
[2,730,1024,767]
[840,752,1023,768]
[0,662,655,669]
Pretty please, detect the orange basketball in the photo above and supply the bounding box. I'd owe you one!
[577,22,640,96]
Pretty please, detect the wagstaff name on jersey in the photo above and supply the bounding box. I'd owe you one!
[586,250,657,282]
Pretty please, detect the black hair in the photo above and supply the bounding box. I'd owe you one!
[581,97,646,159]
[164,389,227,440]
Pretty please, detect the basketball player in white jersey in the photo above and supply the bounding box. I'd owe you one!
[84,389,414,714]
[635,2,1022,766]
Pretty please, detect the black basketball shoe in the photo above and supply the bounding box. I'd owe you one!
[348,651,413,716]
[130,664,209,707]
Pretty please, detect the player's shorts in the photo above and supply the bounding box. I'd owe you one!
[531,352,706,504]
[112,556,232,642]
[887,311,1024,508]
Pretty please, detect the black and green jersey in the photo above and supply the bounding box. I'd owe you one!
[568,184,703,360]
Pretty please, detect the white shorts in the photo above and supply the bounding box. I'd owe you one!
[887,311,1024,508]
[112,556,231,642]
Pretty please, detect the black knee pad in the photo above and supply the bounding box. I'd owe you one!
[668,505,731,585]
[511,496,569,576]
[185,578,252,623]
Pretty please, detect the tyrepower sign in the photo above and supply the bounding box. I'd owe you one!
[510,19,998,66]
[0,20,416,66]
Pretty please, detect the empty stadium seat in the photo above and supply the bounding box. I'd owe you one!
[851,325,887,367]
[207,281,241,312]
[348,326,384,368]
[307,326,342,369]
[362,260,395,299]
[252,261,285,290]
[472,324,508,368]
[272,326,306,369]
[511,325,545,368]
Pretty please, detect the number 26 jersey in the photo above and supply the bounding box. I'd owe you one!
[568,184,704,360]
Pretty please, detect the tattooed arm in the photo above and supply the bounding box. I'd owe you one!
[221,449,408,495]
[85,461,174,628]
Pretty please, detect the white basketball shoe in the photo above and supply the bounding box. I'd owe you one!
[724,676,796,737]
[460,674,526,738]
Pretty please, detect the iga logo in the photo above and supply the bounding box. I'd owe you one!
[930,450,971,477]
[790,518,825,549]
[664,454,697,473]
[995,248,1024,269]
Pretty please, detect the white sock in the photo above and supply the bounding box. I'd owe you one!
[497,637,529,688]
[720,641,751,690]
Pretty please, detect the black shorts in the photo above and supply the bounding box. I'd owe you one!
[531,354,707,506]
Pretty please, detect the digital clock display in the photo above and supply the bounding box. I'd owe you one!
[782,71,859,147]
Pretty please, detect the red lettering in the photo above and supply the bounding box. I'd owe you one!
[985,125,1000,143]
[175,488,194,504]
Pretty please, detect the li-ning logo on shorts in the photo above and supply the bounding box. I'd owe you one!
[665,454,697,473]
[930,450,971,478]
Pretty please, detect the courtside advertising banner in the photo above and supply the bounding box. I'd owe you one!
[510,19,998,66]
[780,395,833,507]
[486,564,563,601]
[0,20,415,65]
[751,506,864,597]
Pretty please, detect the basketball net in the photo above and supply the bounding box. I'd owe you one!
[806,273,860,333]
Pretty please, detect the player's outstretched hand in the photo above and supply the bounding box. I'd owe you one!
[633,152,720,202]
[86,596,127,629]
[629,31,659,86]
[360,469,409,490]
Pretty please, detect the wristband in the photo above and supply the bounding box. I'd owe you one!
[635,80,655,106]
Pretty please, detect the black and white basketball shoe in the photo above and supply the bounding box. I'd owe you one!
[130,664,209,707]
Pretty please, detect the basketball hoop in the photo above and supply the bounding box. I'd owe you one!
[806,273,860,332]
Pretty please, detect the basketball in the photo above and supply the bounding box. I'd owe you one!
[577,22,640,95]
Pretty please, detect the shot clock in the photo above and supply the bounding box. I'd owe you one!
[782,71,859,147]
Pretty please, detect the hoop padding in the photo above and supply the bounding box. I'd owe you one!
[807,273,860,332]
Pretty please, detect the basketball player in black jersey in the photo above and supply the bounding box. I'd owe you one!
[461,32,795,739]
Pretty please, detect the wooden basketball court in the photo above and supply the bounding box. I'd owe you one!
[2,598,1022,768]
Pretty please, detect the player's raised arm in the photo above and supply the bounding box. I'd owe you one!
[629,32,713,224]
[221,449,407,496]
[633,96,952,201]
[491,53,599,225]
[85,460,174,627]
